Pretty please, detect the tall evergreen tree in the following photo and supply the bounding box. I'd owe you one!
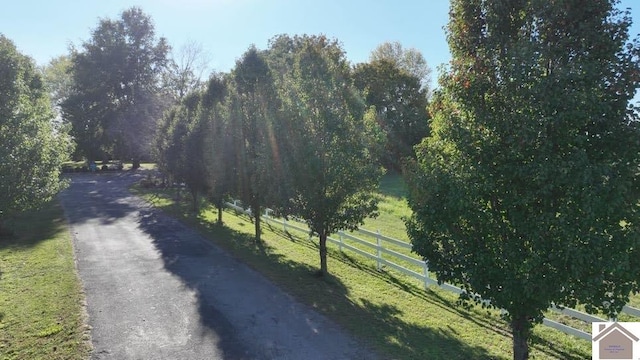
[405,1,640,359]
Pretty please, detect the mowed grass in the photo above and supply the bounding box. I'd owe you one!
[134,174,592,360]
[0,201,91,360]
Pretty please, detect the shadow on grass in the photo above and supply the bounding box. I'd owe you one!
[264,220,588,360]
[0,199,67,250]
[378,171,409,199]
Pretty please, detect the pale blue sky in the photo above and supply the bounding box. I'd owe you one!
[2,0,639,90]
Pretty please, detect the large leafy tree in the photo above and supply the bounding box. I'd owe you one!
[353,59,430,170]
[0,35,73,234]
[63,7,169,167]
[370,41,432,94]
[268,34,383,276]
[405,1,640,359]
[229,46,283,242]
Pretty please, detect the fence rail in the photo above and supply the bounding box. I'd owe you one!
[225,200,639,341]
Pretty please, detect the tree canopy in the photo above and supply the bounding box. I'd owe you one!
[62,7,169,166]
[228,46,284,242]
[405,1,640,359]
[353,58,430,170]
[370,41,432,94]
[268,34,383,275]
[0,34,73,233]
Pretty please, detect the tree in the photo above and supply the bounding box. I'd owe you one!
[41,55,74,110]
[63,7,170,167]
[268,34,383,276]
[155,91,202,210]
[229,46,283,242]
[405,1,640,359]
[200,75,231,224]
[156,101,190,194]
[370,41,432,94]
[179,91,208,212]
[0,35,73,234]
[164,40,210,101]
[179,76,229,214]
[353,59,430,170]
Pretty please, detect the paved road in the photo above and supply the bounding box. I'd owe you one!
[59,172,378,360]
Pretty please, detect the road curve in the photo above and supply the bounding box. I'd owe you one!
[59,172,378,360]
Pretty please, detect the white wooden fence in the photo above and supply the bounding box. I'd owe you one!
[226,200,640,341]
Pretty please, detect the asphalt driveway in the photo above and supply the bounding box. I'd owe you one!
[59,172,377,360]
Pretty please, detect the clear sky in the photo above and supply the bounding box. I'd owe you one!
[2,0,640,89]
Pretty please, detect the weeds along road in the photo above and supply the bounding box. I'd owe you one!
[59,172,377,360]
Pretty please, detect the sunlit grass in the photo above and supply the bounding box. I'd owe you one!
[0,201,91,360]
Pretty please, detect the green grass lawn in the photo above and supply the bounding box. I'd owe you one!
[134,176,592,359]
[0,201,91,360]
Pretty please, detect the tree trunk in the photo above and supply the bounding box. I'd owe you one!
[511,316,531,360]
[132,159,141,169]
[191,189,199,213]
[217,200,223,224]
[319,230,328,276]
[252,201,261,243]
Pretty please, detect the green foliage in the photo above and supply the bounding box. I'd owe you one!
[353,59,430,170]
[0,34,73,229]
[405,1,640,359]
[369,41,432,94]
[200,75,232,223]
[156,75,231,220]
[229,46,284,242]
[62,7,170,164]
[41,55,73,110]
[268,34,384,275]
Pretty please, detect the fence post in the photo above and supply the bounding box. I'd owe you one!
[376,230,382,271]
[338,231,343,252]
[423,261,429,289]
[283,217,287,233]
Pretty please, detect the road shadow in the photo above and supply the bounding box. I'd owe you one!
[59,171,148,226]
[135,198,500,359]
[136,206,264,359]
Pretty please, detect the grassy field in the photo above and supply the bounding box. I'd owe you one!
[0,201,91,359]
[134,173,592,359]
